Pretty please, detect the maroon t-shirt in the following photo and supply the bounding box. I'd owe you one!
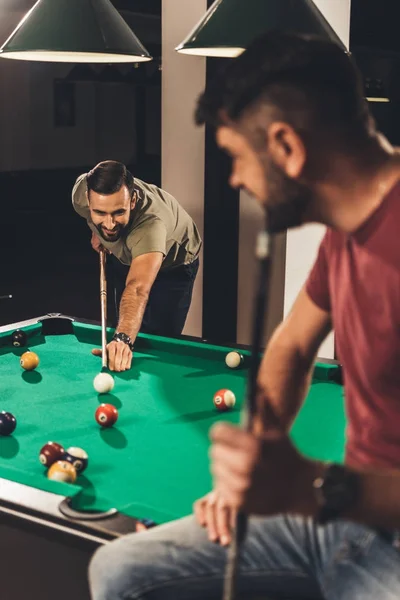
[306,181,400,469]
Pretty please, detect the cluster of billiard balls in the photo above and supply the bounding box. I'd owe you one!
[39,404,119,483]
[40,442,88,484]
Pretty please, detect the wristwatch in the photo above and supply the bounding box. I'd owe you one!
[313,463,360,524]
[112,332,134,351]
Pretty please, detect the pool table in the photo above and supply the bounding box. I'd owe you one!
[0,314,345,600]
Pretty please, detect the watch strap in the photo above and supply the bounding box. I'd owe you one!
[313,463,359,525]
[112,332,134,351]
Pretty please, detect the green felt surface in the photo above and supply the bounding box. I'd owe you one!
[0,321,346,524]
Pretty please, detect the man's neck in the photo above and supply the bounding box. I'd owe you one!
[308,145,400,234]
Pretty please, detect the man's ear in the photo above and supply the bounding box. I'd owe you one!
[267,122,306,179]
[131,190,137,209]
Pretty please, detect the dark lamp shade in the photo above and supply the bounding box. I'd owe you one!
[176,0,346,57]
[0,0,152,63]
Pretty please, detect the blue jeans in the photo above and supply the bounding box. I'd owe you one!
[89,514,400,599]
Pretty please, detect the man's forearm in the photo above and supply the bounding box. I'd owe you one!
[255,330,314,433]
[116,283,149,344]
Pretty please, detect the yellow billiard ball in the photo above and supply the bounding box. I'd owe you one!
[20,351,40,371]
[47,461,77,484]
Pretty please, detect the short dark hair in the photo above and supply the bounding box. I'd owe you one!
[86,161,135,198]
[196,31,374,151]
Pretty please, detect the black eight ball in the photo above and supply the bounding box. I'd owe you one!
[0,411,17,436]
[11,329,27,348]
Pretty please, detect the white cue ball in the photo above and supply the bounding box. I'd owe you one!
[225,351,243,369]
[93,372,115,394]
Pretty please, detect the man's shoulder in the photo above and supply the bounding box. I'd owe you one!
[134,178,177,204]
[72,173,89,217]
[72,173,87,202]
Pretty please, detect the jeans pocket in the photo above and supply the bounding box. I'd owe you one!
[332,530,375,564]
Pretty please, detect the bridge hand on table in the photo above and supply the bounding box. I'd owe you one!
[92,340,133,372]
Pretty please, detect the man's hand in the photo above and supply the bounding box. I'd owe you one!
[92,340,132,372]
[194,491,237,546]
[210,422,319,517]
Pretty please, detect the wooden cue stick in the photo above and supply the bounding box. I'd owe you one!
[100,249,108,369]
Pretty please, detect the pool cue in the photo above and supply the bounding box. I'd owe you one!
[223,227,277,600]
[99,249,108,370]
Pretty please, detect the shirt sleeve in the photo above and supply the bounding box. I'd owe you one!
[71,173,90,220]
[305,231,331,312]
[126,218,167,261]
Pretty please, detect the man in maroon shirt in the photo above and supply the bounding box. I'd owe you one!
[89,33,400,600]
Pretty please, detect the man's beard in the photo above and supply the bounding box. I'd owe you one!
[263,158,313,234]
[96,223,123,242]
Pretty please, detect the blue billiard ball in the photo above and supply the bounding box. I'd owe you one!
[0,411,16,436]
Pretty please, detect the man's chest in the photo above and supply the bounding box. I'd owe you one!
[331,243,400,390]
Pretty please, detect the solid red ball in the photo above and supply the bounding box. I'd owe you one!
[95,403,118,428]
[39,442,65,468]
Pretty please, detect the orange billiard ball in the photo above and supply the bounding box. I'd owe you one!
[20,351,39,371]
[47,460,77,484]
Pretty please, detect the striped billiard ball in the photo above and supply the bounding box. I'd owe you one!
[213,389,236,411]
[64,447,89,473]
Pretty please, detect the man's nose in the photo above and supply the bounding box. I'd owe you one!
[104,215,114,229]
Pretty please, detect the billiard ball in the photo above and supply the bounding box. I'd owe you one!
[93,372,114,394]
[39,442,65,468]
[213,389,236,411]
[64,447,89,473]
[11,329,27,348]
[95,403,118,428]
[20,351,39,371]
[47,460,77,483]
[0,411,16,436]
[225,351,244,369]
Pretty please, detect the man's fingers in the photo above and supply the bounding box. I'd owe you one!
[113,345,124,372]
[212,470,248,510]
[193,498,207,527]
[215,499,233,546]
[210,422,254,450]
[205,493,218,542]
[92,348,102,357]
[107,343,117,371]
[121,345,131,371]
[211,445,254,478]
